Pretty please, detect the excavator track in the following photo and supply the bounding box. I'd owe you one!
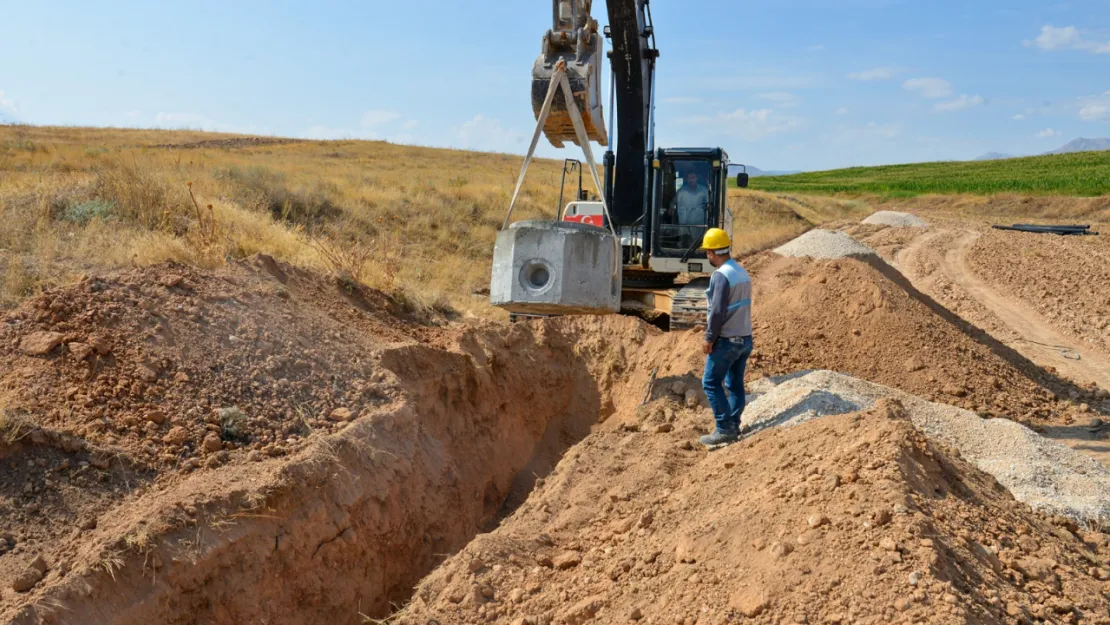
[668,278,710,331]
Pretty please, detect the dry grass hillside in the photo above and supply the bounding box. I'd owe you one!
[0,125,868,316]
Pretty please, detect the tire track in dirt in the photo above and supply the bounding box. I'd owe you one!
[895,227,1110,466]
[897,229,1110,391]
[952,231,1110,390]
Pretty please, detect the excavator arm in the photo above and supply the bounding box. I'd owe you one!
[603,0,657,227]
[531,0,657,227]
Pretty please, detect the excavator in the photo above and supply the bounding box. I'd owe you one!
[528,0,748,331]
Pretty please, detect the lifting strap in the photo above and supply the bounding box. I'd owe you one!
[501,61,616,236]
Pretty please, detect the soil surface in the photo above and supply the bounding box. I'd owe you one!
[396,398,1110,625]
[849,219,1110,468]
[744,252,1084,423]
[2,213,1110,624]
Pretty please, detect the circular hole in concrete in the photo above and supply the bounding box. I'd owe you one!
[520,260,554,292]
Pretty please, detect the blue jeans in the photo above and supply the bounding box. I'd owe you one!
[702,336,753,434]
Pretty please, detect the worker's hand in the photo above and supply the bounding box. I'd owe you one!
[702,341,713,355]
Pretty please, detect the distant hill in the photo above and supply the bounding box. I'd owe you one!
[968,138,1109,162]
[728,164,800,178]
[974,152,1015,161]
[1046,138,1110,155]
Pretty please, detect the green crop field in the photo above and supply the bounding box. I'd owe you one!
[745,150,1110,197]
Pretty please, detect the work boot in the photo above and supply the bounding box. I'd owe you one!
[699,429,738,448]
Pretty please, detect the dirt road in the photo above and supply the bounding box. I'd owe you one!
[896,229,1110,391]
[893,226,1110,466]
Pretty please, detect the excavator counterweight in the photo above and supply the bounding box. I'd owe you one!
[531,0,608,148]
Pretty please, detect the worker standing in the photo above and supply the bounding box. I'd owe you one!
[696,228,753,448]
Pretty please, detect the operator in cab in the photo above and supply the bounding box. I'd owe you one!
[696,228,753,448]
[668,170,709,225]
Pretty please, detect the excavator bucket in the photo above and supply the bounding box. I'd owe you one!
[532,0,608,148]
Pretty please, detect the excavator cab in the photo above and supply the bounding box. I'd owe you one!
[619,148,730,275]
[655,153,720,258]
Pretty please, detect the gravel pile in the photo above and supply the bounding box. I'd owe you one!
[745,370,1110,523]
[773,229,877,259]
[861,211,929,227]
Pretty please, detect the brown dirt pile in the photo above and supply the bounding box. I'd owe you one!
[0,255,669,624]
[1,255,441,457]
[744,253,1063,421]
[844,223,924,259]
[0,256,433,564]
[966,228,1110,354]
[396,399,1110,625]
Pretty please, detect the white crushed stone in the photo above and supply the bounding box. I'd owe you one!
[744,370,1110,523]
[773,229,877,259]
[861,211,929,228]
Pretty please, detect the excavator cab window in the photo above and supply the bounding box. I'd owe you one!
[658,159,714,253]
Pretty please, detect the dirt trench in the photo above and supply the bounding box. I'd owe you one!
[3,318,667,625]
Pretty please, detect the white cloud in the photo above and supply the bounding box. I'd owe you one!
[455,115,526,153]
[847,67,903,81]
[1035,128,1060,138]
[303,125,368,140]
[0,90,18,116]
[903,78,953,99]
[360,110,403,127]
[680,108,805,140]
[1026,25,1110,54]
[822,121,903,147]
[153,112,269,135]
[805,44,825,52]
[934,94,984,112]
[155,112,212,127]
[302,110,418,142]
[1012,114,1026,120]
[709,73,824,91]
[1078,91,1110,121]
[1080,105,1110,122]
[836,107,849,115]
[664,96,703,104]
[756,92,799,107]
[861,121,901,139]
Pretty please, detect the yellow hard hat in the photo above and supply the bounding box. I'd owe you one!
[698,228,732,251]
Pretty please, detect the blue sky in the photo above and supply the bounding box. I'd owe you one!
[1,0,1108,171]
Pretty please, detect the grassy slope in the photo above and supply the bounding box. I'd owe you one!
[748,150,1110,197]
[0,126,866,316]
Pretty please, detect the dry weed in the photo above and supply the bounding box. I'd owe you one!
[1,125,1099,319]
[0,400,33,445]
[95,550,126,581]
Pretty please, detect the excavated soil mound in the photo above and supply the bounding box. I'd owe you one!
[773,229,877,259]
[744,253,1063,420]
[746,371,1110,522]
[0,256,669,624]
[862,211,929,228]
[966,227,1110,355]
[2,239,1102,623]
[395,394,1110,625]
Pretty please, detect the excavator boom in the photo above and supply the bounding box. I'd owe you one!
[531,0,656,227]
